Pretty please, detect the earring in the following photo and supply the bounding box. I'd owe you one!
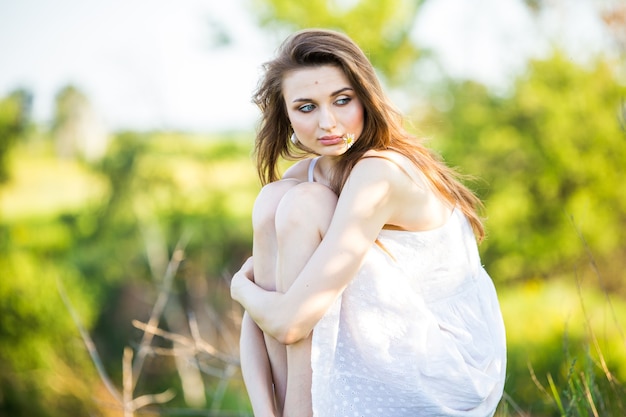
[290,132,298,144]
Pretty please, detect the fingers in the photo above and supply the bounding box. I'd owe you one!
[230,256,255,302]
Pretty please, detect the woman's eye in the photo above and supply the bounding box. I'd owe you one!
[336,97,351,105]
[299,104,315,113]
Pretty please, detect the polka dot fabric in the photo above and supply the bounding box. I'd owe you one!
[311,208,506,417]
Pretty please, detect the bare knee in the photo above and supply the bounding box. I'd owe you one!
[274,183,338,241]
[252,180,300,233]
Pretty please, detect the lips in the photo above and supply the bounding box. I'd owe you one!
[318,135,344,146]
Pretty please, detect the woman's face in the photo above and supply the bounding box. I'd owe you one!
[282,65,364,156]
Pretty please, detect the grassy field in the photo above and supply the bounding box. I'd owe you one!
[0,151,107,221]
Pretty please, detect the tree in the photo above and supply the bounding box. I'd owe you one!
[246,0,425,85]
[52,85,108,161]
[424,52,626,286]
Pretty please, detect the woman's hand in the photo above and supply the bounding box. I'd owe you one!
[230,256,255,304]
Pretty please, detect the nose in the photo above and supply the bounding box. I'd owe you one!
[318,106,336,131]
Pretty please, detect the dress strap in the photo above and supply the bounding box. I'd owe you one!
[308,157,320,182]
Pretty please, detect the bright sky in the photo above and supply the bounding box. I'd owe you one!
[0,0,610,133]
[0,0,271,132]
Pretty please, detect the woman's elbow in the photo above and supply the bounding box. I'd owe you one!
[281,328,311,345]
[269,321,310,345]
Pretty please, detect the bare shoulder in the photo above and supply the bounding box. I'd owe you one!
[282,158,315,182]
[362,149,415,169]
[353,150,450,230]
[354,150,428,190]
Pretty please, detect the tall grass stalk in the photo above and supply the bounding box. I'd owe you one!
[531,216,626,417]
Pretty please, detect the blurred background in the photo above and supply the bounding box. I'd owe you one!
[1,0,625,415]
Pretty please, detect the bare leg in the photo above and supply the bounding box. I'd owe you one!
[240,180,299,416]
[239,312,277,417]
[274,182,338,417]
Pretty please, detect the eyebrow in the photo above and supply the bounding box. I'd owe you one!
[291,87,354,103]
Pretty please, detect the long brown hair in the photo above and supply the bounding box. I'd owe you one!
[252,28,485,241]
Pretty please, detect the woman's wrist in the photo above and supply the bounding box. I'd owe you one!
[230,257,255,305]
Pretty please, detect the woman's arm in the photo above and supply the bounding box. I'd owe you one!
[231,157,415,344]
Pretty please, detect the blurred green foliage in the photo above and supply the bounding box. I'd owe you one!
[0,129,258,415]
[425,53,626,288]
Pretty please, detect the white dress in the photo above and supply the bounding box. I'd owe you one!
[307,158,507,417]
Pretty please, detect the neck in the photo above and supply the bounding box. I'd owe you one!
[314,155,339,187]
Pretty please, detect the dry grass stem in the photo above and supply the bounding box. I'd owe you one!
[132,319,238,365]
[132,233,191,389]
[56,276,123,405]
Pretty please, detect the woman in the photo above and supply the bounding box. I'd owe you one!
[231,29,506,417]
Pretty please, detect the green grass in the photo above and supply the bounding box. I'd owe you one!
[497,276,626,416]
[1,138,261,223]
[0,152,108,221]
